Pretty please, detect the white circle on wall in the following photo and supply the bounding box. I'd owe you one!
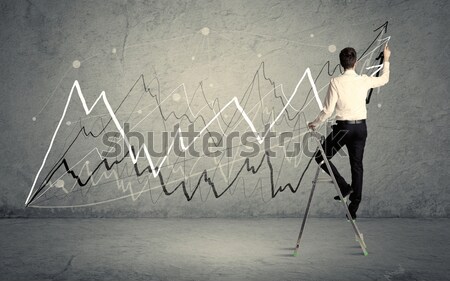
[191,56,195,60]
[173,93,181,102]
[66,121,71,126]
[328,45,337,53]
[32,117,36,121]
[72,60,81,68]
[310,33,314,38]
[112,48,117,54]
[257,53,262,58]
[377,103,382,108]
[137,109,142,114]
[201,27,210,36]
[209,83,214,87]
[55,179,64,188]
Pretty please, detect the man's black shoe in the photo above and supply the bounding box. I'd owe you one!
[346,211,357,221]
[346,203,358,220]
[334,184,353,201]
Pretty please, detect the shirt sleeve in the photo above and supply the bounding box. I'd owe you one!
[310,79,338,127]
[364,61,390,88]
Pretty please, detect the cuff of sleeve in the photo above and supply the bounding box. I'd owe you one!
[310,120,320,128]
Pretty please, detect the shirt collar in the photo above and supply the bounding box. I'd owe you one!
[343,69,357,75]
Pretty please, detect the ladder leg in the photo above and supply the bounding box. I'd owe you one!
[293,165,321,256]
[315,138,368,255]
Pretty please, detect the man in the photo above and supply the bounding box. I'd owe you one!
[308,43,391,220]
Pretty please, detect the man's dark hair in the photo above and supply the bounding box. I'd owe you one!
[339,47,357,70]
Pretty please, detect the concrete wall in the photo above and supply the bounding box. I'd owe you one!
[1,0,449,217]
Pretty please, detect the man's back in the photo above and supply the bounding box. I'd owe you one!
[332,63,390,121]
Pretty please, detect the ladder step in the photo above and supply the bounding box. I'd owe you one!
[315,178,333,183]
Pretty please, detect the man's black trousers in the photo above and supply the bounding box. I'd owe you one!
[314,121,367,214]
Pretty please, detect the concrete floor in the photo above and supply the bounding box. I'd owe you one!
[0,218,449,281]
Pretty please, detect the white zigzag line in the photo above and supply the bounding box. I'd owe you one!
[25,68,322,205]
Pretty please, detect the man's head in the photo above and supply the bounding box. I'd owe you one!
[339,47,357,70]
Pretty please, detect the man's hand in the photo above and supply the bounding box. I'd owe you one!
[384,43,391,62]
[307,122,316,130]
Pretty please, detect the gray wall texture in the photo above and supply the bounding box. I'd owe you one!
[0,0,449,217]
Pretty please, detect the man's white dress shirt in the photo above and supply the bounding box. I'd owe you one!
[310,62,390,127]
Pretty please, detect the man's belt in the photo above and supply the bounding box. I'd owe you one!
[336,119,366,124]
